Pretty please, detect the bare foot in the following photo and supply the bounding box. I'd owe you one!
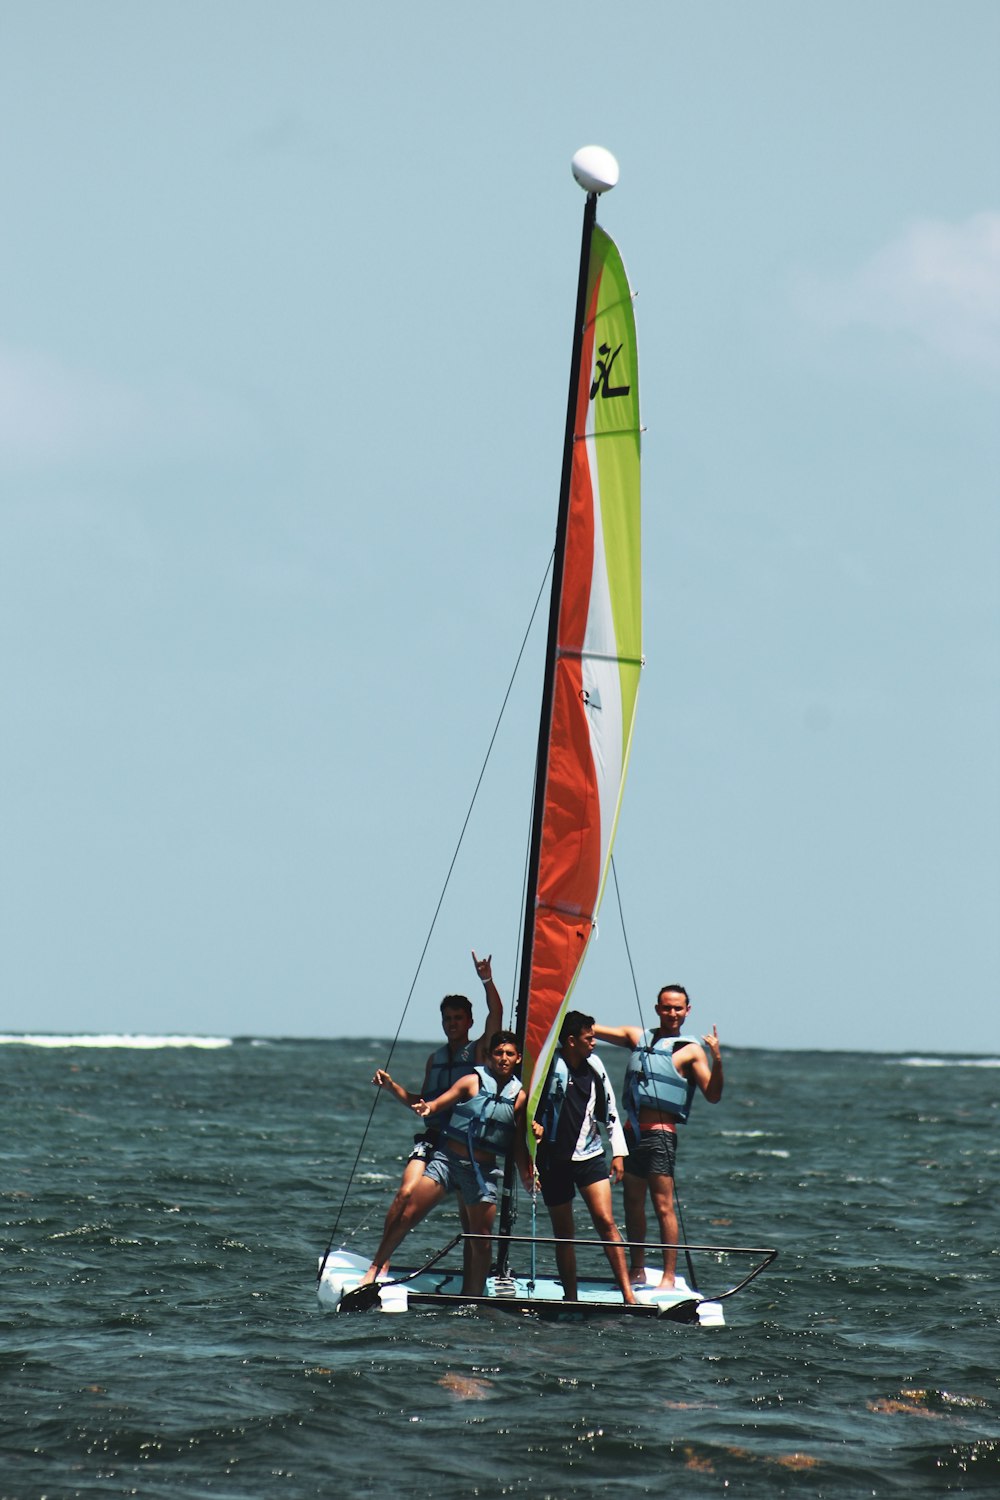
[655,1274,676,1290]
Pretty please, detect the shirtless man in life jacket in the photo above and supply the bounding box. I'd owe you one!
[594,985,723,1289]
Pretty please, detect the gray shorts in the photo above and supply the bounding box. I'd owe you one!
[623,1126,678,1180]
[424,1147,498,1207]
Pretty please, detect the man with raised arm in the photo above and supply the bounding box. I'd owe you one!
[594,984,723,1289]
[361,1031,531,1295]
[531,1010,637,1306]
[357,950,502,1288]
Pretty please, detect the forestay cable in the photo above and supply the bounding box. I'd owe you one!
[319,554,554,1271]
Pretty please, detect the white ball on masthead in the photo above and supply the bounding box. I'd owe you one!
[571,146,619,194]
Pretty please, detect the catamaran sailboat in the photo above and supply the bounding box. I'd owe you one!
[318,148,776,1322]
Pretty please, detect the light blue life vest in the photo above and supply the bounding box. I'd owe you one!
[424,1041,476,1101]
[623,1030,704,1130]
[418,1041,477,1141]
[443,1066,521,1158]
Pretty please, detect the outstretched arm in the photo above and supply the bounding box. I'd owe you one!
[372,1069,422,1108]
[593,1022,642,1049]
[412,1072,478,1119]
[471,950,503,1062]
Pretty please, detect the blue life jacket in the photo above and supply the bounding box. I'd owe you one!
[623,1030,704,1131]
[443,1066,521,1158]
[419,1041,476,1140]
[424,1041,476,1100]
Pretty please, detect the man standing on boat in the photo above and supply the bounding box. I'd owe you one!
[594,985,723,1289]
[532,1011,637,1306]
[361,951,502,1283]
[360,1031,530,1295]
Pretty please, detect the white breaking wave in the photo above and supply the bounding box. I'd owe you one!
[895,1056,1000,1069]
[0,1034,233,1050]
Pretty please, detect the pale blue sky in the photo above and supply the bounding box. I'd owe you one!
[1,2,997,1051]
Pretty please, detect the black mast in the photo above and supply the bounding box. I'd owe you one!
[496,189,599,1263]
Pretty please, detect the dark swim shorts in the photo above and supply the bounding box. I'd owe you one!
[537,1152,609,1208]
[623,1126,678,1180]
[408,1132,437,1163]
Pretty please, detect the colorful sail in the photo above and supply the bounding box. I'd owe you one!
[522,222,642,1131]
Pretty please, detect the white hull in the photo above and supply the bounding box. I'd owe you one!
[317,1248,725,1324]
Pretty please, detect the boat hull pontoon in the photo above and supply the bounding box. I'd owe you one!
[319,1236,776,1325]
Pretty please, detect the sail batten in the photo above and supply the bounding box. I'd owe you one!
[557,648,644,666]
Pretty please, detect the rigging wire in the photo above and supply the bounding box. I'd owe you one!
[610,854,646,1031]
[611,854,701,1292]
[510,758,538,1023]
[673,1187,700,1291]
[319,552,555,1272]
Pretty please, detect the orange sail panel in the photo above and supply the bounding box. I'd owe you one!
[524,224,642,1125]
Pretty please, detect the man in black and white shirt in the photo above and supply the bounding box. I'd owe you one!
[532,1010,636,1305]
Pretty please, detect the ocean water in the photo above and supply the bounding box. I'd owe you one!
[1,1037,997,1499]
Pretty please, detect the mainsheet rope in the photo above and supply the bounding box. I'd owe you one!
[318,553,555,1274]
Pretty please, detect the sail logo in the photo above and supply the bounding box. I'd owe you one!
[590,342,630,400]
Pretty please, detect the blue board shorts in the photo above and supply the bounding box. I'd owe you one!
[424,1147,498,1207]
[623,1125,678,1180]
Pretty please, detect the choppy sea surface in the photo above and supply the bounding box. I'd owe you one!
[1,1036,998,1498]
